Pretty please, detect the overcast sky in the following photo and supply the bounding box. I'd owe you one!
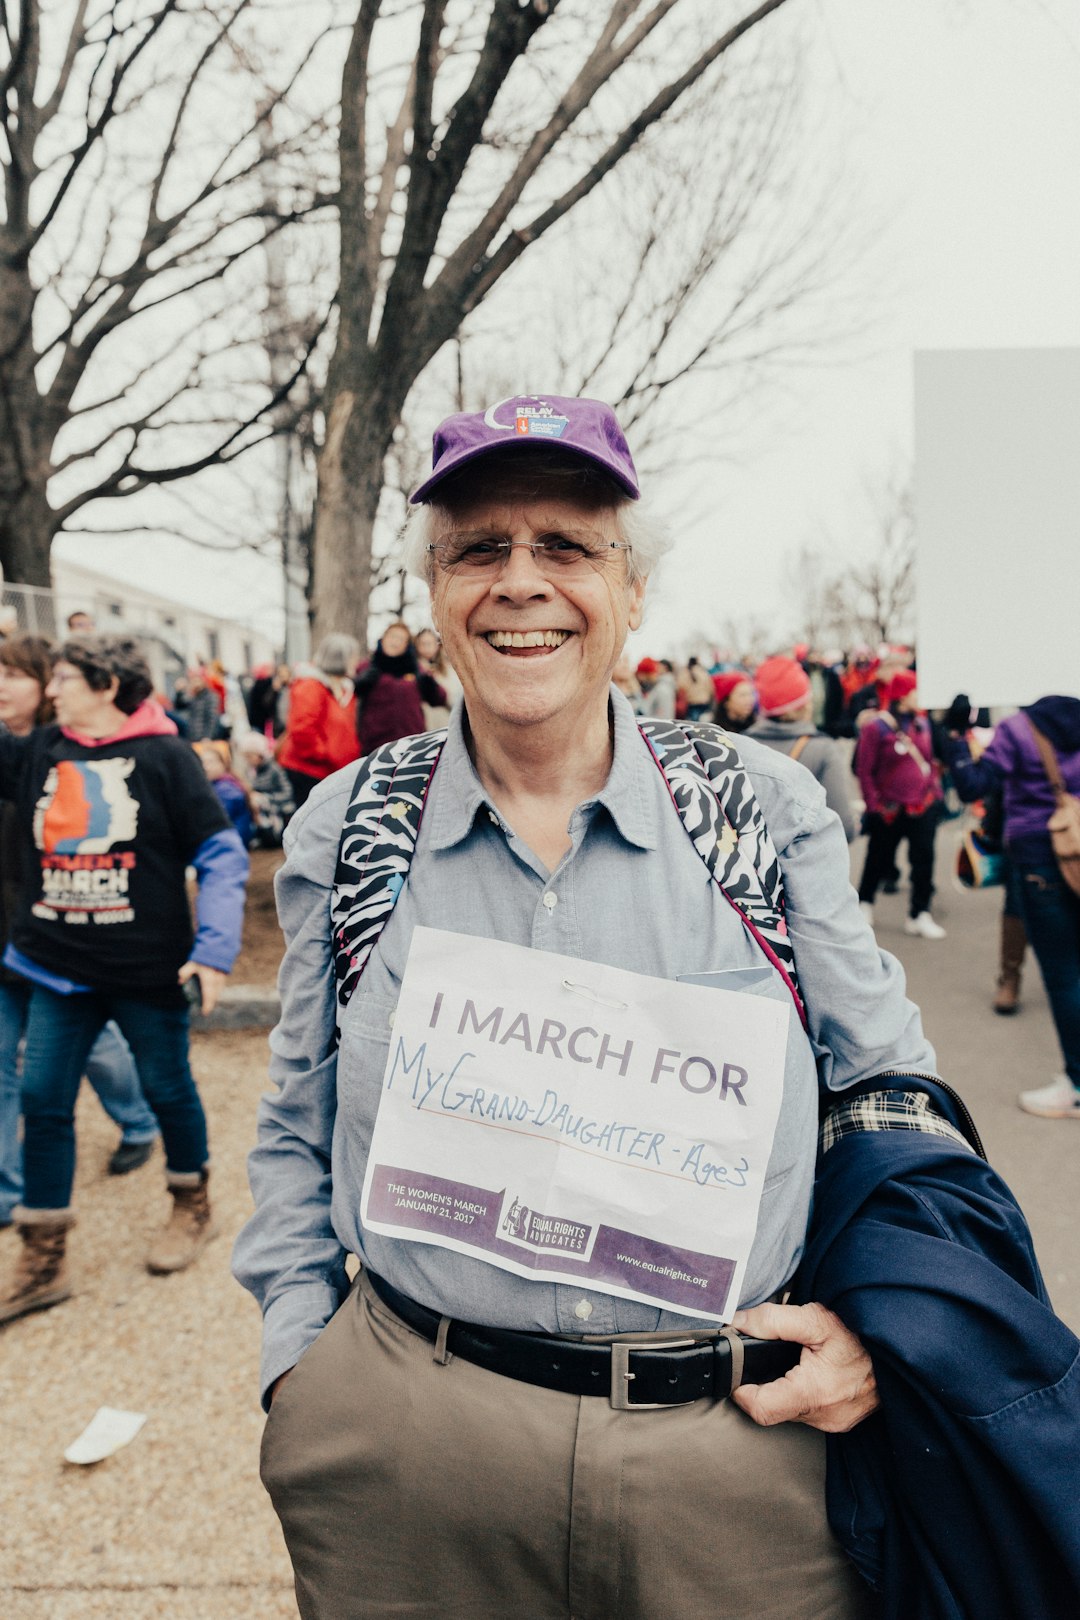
[53,0,1080,660]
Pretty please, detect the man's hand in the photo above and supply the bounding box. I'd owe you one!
[178,960,227,1015]
[729,1302,878,1433]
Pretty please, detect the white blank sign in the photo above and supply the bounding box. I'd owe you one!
[914,349,1080,710]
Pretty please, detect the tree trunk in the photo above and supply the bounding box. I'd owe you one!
[0,248,56,589]
[310,384,393,646]
[0,484,54,588]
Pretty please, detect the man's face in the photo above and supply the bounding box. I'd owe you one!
[430,493,645,737]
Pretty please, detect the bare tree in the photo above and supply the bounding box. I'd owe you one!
[312,0,821,643]
[788,466,916,650]
[842,468,915,646]
[0,0,340,587]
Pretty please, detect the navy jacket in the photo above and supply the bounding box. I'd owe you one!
[798,1082,1080,1618]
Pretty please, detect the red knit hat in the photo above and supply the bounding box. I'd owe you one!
[636,657,660,677]
[712,670,751,704]
[884,669,918,706]
[754,656,812,717]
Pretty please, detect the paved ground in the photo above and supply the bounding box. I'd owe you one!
[0,820,1075,1616]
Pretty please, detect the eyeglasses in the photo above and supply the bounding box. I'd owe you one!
[427,534,631,579]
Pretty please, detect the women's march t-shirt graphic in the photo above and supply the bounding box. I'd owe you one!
[33,759,141,923]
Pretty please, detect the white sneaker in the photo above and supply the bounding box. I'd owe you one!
[1018,1075,1080,1118]
[859,902,875,926]
[904,912,946,940]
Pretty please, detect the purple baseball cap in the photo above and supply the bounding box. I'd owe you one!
[409,393,640,504]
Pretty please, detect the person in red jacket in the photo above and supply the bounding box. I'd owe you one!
[354,623,447,753]
[855,670,945,939]
[277,636,361,808]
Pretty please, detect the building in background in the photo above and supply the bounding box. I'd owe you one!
[0,559,278,694]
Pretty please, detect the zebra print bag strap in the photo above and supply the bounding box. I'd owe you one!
[638,717,806,1026]
[330,719,804,1029]
[330,728,447,1020]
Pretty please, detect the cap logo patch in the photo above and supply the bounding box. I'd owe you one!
[483,395,568,437]
[514,406,568,439]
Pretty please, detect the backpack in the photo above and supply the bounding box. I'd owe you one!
[330,718,806,1033]
[1028,721,1080,898]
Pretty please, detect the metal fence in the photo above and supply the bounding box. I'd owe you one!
[0,581,59,638]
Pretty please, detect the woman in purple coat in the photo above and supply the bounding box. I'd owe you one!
[355,623,447,753]
[948,695,1080,1118]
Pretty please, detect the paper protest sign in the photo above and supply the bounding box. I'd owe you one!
[361,928,789,1321]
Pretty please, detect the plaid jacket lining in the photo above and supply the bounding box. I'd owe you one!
[821,1090,973,1155]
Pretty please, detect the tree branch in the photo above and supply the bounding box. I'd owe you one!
[337,0,383,344]
[440,0,792,343]
[52,310,329,523]
[433,0,680,307]
[37,0,91,125]
[379,0,559,346]
[15,1,181,267]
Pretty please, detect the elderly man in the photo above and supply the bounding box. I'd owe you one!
[234,396,1065,1619]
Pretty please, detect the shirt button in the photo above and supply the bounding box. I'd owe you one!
[543,892,558,912]
[574,1299,593,1321]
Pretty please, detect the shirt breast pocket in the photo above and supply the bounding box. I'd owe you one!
[335,990,400,1136]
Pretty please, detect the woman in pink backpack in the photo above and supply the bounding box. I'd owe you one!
[855,670,945,940]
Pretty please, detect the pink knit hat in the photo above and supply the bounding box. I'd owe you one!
[883,669,918,707]
[755,656,812,717]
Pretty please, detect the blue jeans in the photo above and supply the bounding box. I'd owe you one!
[1017,862,1080,1087]
[0,984,159,1221]
[20,987,208,1212]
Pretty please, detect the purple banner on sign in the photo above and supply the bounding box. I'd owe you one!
[367,1165,505,1245]
[368,1164,736,1316]
[586,1227,735,1315]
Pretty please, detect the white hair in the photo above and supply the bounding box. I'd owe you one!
[314,632,361,675]
[401,489,672,589]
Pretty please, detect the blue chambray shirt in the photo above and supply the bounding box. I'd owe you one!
[234,689,937,1405]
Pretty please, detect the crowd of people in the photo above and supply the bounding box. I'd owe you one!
[167,621,461,823]
[607,636,1080,1121]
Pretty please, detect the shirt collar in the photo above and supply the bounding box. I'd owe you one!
[425,686,657,853]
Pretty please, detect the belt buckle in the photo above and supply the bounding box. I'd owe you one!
[609,1338,698,1411]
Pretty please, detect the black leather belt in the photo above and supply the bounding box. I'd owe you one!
[367,1271,801,1410]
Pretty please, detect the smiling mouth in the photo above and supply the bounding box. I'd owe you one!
[483,630,572,655]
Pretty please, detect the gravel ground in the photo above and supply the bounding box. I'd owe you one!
[0,1029,299,1620]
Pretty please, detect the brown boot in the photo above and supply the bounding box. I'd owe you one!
[0,1210,74,1325]
[994,912,1028,1015]
[147,1171,216,1274]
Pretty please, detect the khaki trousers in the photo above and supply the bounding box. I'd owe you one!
[262,1273,878,1620]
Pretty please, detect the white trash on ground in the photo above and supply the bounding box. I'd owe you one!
[63,1406,147,1465]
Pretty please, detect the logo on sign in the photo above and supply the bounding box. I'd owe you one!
[501,1195,593,1257]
